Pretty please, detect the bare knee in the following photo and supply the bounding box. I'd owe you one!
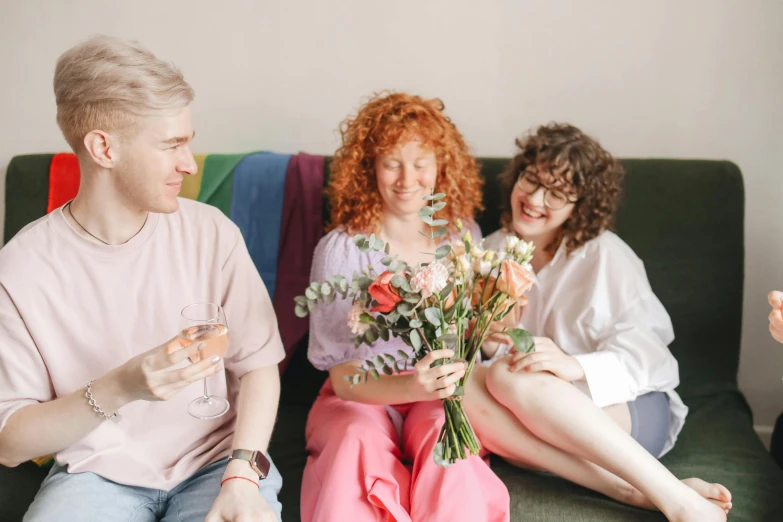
[486,358,550,399]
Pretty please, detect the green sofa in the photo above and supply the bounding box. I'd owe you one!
[2,157,782,521]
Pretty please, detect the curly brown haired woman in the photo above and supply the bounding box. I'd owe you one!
[302,92,509,522]
[462,123,733,522]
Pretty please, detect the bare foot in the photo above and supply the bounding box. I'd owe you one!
[681,478,732,513]
[627,478,732,514]
[665,492,728,522]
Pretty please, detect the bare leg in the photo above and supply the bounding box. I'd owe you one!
[481,357,729,522]
[464,366,730,514]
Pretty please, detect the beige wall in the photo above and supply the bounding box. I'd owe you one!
[1,0,782,438]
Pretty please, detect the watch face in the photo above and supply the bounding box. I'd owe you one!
[253,452,271,479]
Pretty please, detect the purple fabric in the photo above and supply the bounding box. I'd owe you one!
[272,153,325,373]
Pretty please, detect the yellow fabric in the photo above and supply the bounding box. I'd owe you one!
[180,154,207,200]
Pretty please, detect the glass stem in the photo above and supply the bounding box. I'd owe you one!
[202,376,211,401]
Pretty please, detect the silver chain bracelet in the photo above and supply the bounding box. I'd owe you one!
[85,380,122,423]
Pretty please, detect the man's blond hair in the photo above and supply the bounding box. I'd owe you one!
[54,35,195,153]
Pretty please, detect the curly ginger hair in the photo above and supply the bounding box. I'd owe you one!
[326,92,484,234]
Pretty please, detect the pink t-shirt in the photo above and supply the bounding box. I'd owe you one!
[0,198,285,489]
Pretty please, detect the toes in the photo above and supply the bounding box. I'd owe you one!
[714,483,732,502]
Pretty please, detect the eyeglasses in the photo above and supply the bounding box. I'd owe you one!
[515,170,578,211]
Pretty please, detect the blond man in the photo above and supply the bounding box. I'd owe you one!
[0,36,283,522]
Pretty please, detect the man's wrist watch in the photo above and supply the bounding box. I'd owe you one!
[228,449,271,480]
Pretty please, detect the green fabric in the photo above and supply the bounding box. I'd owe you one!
[196,153,250,217]
[3,154,52,244]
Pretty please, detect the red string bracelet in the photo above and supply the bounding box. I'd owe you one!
[221,476,259,488]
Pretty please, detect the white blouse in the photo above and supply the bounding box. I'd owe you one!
[483,229,687,456]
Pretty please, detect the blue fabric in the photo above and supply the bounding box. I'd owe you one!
[230,152,291,299]
[23,456,283,522]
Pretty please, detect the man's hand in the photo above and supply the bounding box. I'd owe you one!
[507,337,585,382]
[206,480,277,522]
[111,335,223,403]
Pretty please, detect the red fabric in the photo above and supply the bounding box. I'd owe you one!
[47,153,80,213]
[272,153,325,373]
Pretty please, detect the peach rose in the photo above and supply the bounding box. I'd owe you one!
[496,260,535,301]
[471,277,496,308]
[368,271,403,313]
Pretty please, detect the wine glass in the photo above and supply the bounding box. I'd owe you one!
[179,302,230,419]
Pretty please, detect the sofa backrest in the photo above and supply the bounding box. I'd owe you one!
[4,155,744,398]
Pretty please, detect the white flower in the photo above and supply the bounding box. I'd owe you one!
[347,301,370,335]
[457,255,471,276]
[411,262,449,298]
[496,251,507,262]
[505,235,520,252]
[473,258,492,277]
[515,240,533,257]
[470,245,484,259]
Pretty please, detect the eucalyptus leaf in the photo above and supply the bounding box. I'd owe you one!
[404,294,421,304]
[366,328,379,343]
[423,193,446,201]
[383,353,396,364]
[440,283,454,300]
[420,215,434,226]
[433,442,452,468]
[410,329,422,350]
[294,305,309,318]
[431,219,449,227]
[391,275,406,288]
[418,206,435,217]
[409,319,423,328]
[424,307,442,326]
[320,283,332,296]
[294,295,308,306]
[432,227,448,239]
[387,311,401,324]
[370,368,380,381]
[397,302,415,317]
[384,243,390,255]
[505,328,535,353]
[379,328,390,341]
[324,292,337,305]
[352,374,361,385]
[305,288,318,300]
[353,234,366,246]
[432,201,446,212]
[382,364,394,376]
[381,256,392,266]
[435,244,451,260]
[359,313,376,324]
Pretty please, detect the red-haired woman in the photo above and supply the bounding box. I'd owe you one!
[301,92,509,522]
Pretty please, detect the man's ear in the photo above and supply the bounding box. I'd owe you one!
[83,130,118,169]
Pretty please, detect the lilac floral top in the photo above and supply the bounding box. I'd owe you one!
[308,224,482,371]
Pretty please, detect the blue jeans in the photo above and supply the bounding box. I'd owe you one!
[23,456,283,522]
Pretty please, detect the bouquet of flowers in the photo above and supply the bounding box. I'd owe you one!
[295,192,536,467]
